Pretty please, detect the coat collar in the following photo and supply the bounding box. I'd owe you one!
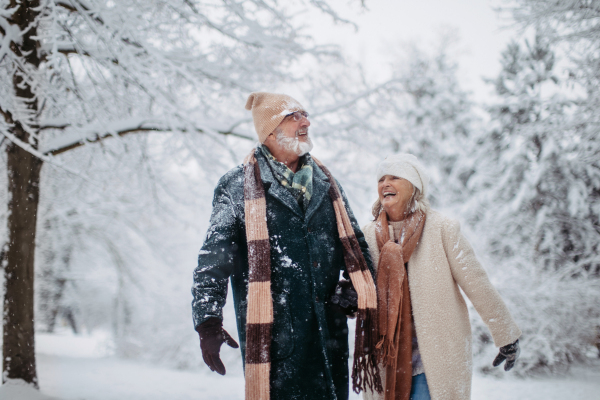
[304,158,330,223]
[256,148,303,217]
[255,148,330,220]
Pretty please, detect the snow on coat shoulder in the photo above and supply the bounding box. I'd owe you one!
[362,209,521,400]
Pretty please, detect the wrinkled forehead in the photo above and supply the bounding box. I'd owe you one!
[378,175,415,190]
[379,174,406,181]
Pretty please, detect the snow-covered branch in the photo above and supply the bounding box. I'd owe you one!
[43,118,253,156]
[312,78,400,117]
[2,0,350,162]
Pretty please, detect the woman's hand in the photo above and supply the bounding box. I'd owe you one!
[493,339,520,371]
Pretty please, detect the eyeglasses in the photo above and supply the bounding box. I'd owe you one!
[285,111,309,122]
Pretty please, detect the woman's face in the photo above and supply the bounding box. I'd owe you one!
[378,175,415,221]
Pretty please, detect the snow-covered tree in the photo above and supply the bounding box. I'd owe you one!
[507,0,600,43]
[384,38,475,208]
[463,31,600,373]
[0,0,357,386]
[309,36,477,219]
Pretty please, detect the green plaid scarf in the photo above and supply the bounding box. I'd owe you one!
[260,145,313,211]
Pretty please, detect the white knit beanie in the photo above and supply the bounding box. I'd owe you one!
[376,153,429,196]
[245,92,305,143]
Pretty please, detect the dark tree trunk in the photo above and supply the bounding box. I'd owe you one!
[2,0,42,386]
[4,141,42,386]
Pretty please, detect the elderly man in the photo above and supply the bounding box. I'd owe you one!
[192,92,380,400]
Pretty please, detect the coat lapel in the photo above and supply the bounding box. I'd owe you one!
[305,159,331,223]
[256,150,304,218]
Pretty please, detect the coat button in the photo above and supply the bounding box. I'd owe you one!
[307,227,311,232]
[313,261,318,267]
[315,296,320,302]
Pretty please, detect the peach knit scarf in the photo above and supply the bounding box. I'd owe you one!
[375,210,426,400]
[243,148,382,399]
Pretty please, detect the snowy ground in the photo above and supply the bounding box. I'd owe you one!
[1,332,599,400]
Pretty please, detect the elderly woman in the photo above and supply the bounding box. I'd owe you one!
[362,154,522,400]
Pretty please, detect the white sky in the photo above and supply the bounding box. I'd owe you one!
[307,0,520,103]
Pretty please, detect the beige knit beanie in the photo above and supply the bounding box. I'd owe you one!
[376,153,430,197]
[245,92,305,143]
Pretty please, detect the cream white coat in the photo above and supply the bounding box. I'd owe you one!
[363,210,521,400]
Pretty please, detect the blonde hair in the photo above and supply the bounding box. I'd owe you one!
[371,186,430,219]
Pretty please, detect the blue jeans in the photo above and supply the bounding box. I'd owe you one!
[410,373,431,400]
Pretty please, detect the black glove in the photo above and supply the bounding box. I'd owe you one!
[330,279,358,315]
[493,339,520,371]
[196,317,239,375]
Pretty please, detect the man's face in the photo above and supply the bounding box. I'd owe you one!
[273,111,313,156]
[278,112,311,141]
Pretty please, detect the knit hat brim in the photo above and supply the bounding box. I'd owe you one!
[376,154,429,196]
[245,92,305,143]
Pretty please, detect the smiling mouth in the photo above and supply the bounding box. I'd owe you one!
[383,192,396,198]
[296,128,308,136]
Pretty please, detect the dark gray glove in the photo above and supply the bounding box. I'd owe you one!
[493,339,520,371]
[196,317,239,375]
[330,279,358,315]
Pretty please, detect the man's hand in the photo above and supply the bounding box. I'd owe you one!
[493,339,520,371]
[197,317,239,375]
[330,279,358,315]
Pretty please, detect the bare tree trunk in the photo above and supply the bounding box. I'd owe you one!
[2,0,42,386]
[4,142,42,386]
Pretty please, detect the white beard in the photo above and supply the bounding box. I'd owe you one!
[276,131,313,156]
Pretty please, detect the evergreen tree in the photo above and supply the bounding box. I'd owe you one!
[464,33,600,373]
[388,40,475,208]
[316,38,477,215]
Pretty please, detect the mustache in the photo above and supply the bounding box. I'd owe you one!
[276,133,313,156]
[296,127,308,136]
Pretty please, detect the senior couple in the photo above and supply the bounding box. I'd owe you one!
[191,92,522,400]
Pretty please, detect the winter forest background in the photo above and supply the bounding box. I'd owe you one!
[1,0,599,397]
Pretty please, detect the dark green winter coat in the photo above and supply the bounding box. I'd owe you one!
[192,148,373,400]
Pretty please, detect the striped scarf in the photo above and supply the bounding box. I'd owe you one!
[243,148,382,399]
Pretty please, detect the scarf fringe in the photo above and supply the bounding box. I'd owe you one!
[352,310,383,394]
[376,337,398,366]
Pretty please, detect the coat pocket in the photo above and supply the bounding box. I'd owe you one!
[271,294,294,360]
